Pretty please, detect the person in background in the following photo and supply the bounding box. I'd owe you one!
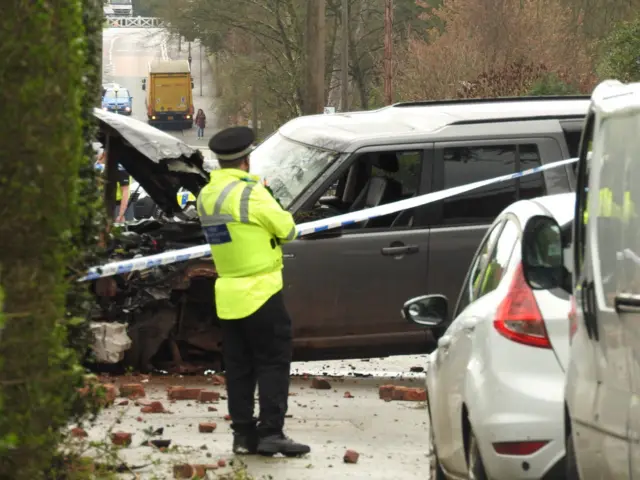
[195,109,207,139]
[95,150,132,223]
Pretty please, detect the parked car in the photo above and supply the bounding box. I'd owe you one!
[91,96,588,372]
[102,86,133,115]
[403,192,574,479]
[529,80,640,479]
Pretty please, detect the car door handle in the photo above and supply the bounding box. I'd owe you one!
[381,245,419,256]
[615,295,640,313]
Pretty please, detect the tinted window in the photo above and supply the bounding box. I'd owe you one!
[371,151,422,197]
[477,220,519,298]
[455,221,504,316]
[442,144,545,225]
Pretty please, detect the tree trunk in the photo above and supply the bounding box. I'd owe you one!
[303,0,327,114]
[0,1,93,477]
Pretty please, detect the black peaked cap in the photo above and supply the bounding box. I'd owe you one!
[208,126,255,162]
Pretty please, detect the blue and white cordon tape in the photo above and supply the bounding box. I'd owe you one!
[79,157,578,282]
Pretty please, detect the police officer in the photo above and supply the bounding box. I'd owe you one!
[198,126,310,457]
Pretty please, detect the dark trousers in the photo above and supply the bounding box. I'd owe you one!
[220,290,292,437]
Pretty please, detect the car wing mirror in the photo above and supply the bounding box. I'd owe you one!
[521,215,564,290]
[401,294,448,327]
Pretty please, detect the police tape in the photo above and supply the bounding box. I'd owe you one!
[79,156,578,282]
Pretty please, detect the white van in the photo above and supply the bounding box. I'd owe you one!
[523,80,640,478]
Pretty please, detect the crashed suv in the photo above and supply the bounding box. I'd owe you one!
[89,97,588,373]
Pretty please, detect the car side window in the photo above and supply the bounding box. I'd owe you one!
[476,220,519,299]
[440,144,546,225]
[455,221,504,316]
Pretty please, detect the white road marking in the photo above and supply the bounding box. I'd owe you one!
[107,35,119,75]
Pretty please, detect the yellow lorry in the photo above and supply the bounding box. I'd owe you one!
[142,59,194,129]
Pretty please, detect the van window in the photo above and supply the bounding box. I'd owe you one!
[440,144,546,225]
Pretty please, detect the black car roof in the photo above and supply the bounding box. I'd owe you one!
[279,96,590,152]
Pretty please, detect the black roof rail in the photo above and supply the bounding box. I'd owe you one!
[392,95,591,108]
[448,114,586,126]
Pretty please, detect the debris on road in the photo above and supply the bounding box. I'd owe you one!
[198,390,221,403]
[173,464,206,478]
[410,366,425,373]
[70,427,88,438]
[378,385,427,402]
[141,401,166,413]
[168,386,203,400]
[223,414,231,421]
[344,391,354,399]
[111,432,132,446]
[117,400,129,406]
[199,422,217,433]
[343,449,360,464]
[310,377,331,390]
[120,383,146,398]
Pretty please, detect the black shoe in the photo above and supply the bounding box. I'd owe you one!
[257,434,311,457]
[233,432,258,455]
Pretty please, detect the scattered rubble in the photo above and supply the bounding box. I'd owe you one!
[198,390,221,403]
[199,422,217,433]
[173,464,206,479]
[70,427,88,438]
[311,377,331,390]
[217,459,226,467]
[378,385,426,402]
[141,401,166,413]
[120,383,146,398]
[410,366,425,373]
[167,386,203,401]
[224,414,231,421]
[117,400,129,406]
[344,391,354,399]
[208,406,217,412]
[111,432,132,446]
[210,375,226,386]
[343,449,360,464]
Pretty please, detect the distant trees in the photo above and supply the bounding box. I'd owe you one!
[596,15,640,82]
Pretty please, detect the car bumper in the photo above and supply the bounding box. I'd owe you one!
[469,334,566,479]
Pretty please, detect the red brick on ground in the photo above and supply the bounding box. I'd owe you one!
[403,387,427,402]
[173,464,206,478]
[378,385,395,401]
[167,386,203,400]
[310,377,331,390]
[344,449,360,463]
[199,422,217,433]
[210,375,226,386]
[70,427,88,438]
[111,432,132,446]
[141,401,166,413]
[198,390,221,403]
[392,386,409,401]
[224,414,231,421]
[119,383,146,398]
[217,459,226,467]
[344,391,354,398]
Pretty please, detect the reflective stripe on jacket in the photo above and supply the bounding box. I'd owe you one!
[584,188,635,223]
[197,168,297,319]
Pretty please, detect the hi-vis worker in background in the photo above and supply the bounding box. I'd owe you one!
[197,126,310,457]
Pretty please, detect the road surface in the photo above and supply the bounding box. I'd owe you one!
[76,371,430,479]
[102,27,218,146]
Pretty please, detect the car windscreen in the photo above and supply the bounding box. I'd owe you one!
[104,89,130,100]
[250,133,341,209]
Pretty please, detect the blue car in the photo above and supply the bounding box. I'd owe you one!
[102,87,133,115]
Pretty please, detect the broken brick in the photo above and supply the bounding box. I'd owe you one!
[208,406,218,412]
[311,377,331,390]
[198,390,221,403]
[111,432,132,447]
[343,449,359,464]
[403,387,427,402]
[217,459,226,467]
[119,383,145,398]
[203,463,218,470]
[141,401,166,413]
[223,414,231,421]
[136,416,143,422]
[211,375,226,386]
[392,386,409,401]
[117,400,129,406]
[167,386,203,401]
[135,398,153,407]
[173,464,206,479]
[70,427,88,438]
[344,391,354,399]
[199,422,217,433]
[378,385,396,401]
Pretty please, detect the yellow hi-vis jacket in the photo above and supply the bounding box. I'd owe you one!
[197,168,298,319]
[584,188,636,224]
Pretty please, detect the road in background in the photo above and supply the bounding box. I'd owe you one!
[102,27,218,147]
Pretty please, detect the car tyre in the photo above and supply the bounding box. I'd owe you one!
[428,409,446,480]
[566,429,580,479]
[468,429,488,480]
